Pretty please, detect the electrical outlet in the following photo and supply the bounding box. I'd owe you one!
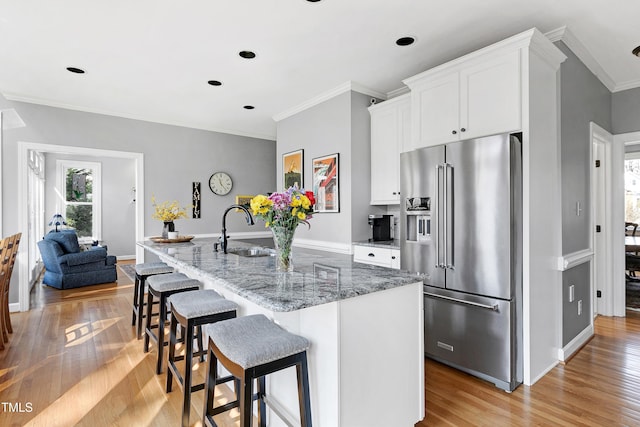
[569,285,575,302]
[578,300,583,316]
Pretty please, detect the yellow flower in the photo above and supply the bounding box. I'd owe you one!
[250,194,272,215]
[297,211,306,220]
[292,207,298,216]
[151,196,189,221]
[300,195,311,210]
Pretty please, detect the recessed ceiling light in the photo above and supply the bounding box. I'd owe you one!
[243,105,255,110]
[633,46,640,57]
[396,36,416,47]
[66,67,85,74]
[207,80,222,86]
[239,51,256,59]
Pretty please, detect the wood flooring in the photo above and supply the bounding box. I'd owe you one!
[2,263,640,426]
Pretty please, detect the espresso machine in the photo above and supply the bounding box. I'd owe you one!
[368,214,393,241]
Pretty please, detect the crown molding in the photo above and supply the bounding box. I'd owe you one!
[2,92,276,141]
[386,86,410,99]
[544,26,617,92]
[273,81,387,122]
[615,78,640,92]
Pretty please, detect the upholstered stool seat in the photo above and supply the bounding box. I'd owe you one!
[132,262,174,339]
[166,289,238,427]
[144,272,200,374]
[203,314,312,427]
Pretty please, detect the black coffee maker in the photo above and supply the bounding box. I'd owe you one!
[368,214,393,241]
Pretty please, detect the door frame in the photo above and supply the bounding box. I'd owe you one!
[615,130,640,316]
[18,142,145,312]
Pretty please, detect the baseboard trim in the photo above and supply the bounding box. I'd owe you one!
[117,255,136,261]
[9,302,20,313]
[527,359,559,386]
[293,238,352,254]
[145,231,273,240]
[558,324,594,362]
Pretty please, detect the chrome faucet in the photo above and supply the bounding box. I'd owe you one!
[220,204,255,253]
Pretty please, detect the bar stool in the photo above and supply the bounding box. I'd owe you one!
[144,272,200,374]
[203,314,312,427]
[166,289,239,427]
[132,262,174,339]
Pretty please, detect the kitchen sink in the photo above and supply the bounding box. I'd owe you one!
[227,247,274,257]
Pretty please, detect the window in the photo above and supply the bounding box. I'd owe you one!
[57,160,101,242]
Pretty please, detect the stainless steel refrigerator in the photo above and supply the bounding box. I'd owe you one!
[400,133,522,392]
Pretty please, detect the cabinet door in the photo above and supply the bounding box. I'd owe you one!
[370,107,401,204]
[460,50,521,140]
[412,73,459,149]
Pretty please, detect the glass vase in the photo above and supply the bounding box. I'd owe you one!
[162,221,175,239]
[271,225,296,272]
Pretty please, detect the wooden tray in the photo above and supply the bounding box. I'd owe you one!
[149,236,195,243]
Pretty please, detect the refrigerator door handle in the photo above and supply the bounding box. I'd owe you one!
[435,165,444,268]
[423,291,499,311]
[445,163,454,270]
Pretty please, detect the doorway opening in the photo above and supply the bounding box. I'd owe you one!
[18,142,145,312]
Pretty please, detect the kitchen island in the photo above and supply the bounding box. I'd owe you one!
[139,237,424,427]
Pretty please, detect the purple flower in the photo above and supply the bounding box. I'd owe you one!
[268,192,291,210]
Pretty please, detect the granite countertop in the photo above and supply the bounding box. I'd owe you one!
[138,237,422,312]
[352,240,400,249]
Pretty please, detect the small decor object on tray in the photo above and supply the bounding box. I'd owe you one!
[151,196,190,238]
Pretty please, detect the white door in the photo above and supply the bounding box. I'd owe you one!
[593,139,606,315]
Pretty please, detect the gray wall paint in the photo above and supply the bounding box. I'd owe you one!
[1,95,275,303]
[562,262,591,346]
[556,41,612,255]
[44,153,136,257]
[612,87,640,135]
[276,90,383,245]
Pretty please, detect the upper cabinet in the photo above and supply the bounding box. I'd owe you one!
[404,44,521,150]
[369,94,410,205]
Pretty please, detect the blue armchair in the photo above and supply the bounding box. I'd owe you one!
[37,230,117,289]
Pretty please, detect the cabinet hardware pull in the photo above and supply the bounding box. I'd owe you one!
[368,253,375,257]
[391,256,396,259]
[460,127,466,132]
[451,130,457,135]
[424,291,498,311]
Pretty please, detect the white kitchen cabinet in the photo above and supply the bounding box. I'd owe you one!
[405,49,521,149]
[369,94,410,205]
[353,244,401,269]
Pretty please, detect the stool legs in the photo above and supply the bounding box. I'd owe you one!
[132,274,149,339]
[143,289,169,374]
[297,353,312,427]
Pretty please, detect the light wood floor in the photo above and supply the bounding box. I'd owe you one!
[2,266,640,426]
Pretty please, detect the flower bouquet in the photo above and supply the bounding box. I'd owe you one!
[250,187,315,271]
[151,196,189,238]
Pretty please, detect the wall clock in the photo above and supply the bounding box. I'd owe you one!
[209,172,233,195]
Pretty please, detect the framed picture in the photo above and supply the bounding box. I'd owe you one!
[312,153,339,213]
[235,195,254,211]
[283,149,304,190]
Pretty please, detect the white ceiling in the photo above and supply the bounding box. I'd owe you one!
[1,0,639,141]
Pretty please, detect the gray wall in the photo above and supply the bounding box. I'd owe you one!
[1,95,275,303]
[276,90,383,245]
[44,152,136,257]
[612,87,640,135]
[556,41,612,255]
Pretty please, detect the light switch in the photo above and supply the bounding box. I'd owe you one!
[578,300,583,316]
[569,284,575,302]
